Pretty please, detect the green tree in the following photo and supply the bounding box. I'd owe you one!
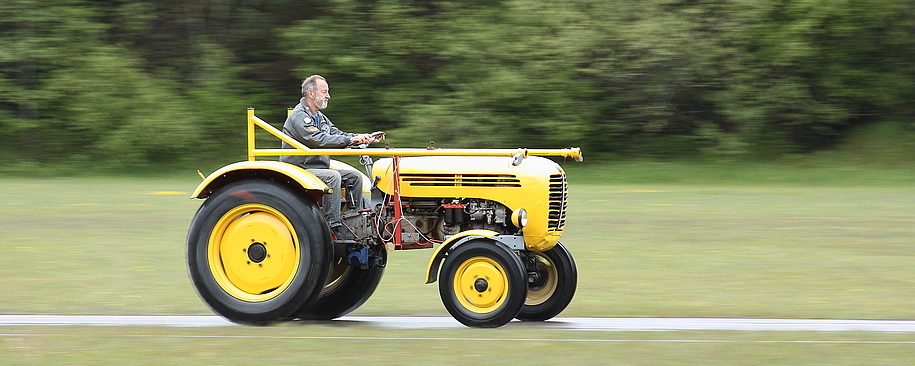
[281,0,597,148]
[0,1,204,165]
[711,0,915,154]
[2,0,912,168]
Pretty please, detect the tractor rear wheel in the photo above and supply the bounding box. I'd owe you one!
[438,240,526,327]
[187,178,331,324]
[295,249,387,320]
[516,242,577,321]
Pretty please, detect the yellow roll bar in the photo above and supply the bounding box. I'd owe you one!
[246,108,583,162]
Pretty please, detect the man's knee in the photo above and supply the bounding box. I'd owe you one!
[309,168,342,188]
[326,170,343,185]
[340,169,361,185]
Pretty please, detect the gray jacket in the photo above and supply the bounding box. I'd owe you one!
[280,101,355,169]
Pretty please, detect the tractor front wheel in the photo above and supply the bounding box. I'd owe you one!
[516,242,577,321]
[187,178,331,324]
[438,240,526,328]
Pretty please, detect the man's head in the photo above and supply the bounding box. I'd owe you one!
[301,75,330,111]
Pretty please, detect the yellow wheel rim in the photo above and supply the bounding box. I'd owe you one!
[323,256,352,295]
[525,253,558,306]
[453,256,509,314]
[207,204,300,302]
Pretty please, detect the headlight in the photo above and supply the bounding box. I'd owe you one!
[510,208,528,228]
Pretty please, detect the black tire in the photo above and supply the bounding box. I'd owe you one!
[438,240,526,328]
[187,178,331,324]
[295,248,387,320]
[516,242,577,321]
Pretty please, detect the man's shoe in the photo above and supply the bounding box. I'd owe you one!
[332,225,355,241]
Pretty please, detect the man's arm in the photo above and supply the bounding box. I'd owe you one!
[284,111,354,148]
[323,115,383,145]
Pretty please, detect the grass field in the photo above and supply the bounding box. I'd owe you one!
[5,326,915,365]
[1,162,914,364]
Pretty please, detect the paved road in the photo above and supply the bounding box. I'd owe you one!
[2,315,915,332]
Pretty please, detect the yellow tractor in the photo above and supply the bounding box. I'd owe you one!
[186,108,583,327]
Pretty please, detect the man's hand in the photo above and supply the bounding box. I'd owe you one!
[351,132,385,145]
[369,131,386,141]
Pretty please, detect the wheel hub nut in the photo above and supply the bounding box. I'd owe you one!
[247,243,267,263]
[474,278,489,292]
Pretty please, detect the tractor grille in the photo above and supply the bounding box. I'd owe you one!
[401,174,521,187]
[548,173,568,229]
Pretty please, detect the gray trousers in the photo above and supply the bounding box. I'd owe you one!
[307,168,363,228]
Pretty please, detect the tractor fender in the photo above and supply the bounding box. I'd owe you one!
[424,230,526,284]
[191,161,329,202]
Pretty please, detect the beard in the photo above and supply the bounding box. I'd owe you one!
[315,97,328,110]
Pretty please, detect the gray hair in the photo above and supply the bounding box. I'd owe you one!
[301,75,326,96]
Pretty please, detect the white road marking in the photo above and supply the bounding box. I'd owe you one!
[2,333,915,345]
[2,315,915,332]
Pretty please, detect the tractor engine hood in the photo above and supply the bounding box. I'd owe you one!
[372,156,567,252]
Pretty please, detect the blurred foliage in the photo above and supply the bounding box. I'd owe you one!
[0,0,913,167]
